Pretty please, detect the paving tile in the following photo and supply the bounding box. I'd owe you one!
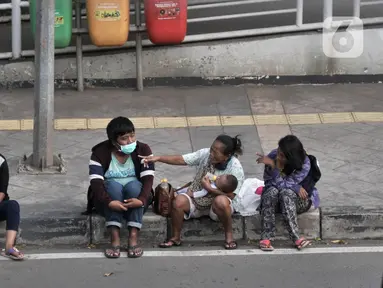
[6,184,35,201]
[318,187,373,207]
[360,152,383,168]
[57,144,90,160]
[333,162,379,178]
[291,124,357,142]
[338,179,383,202]
[216,86,252,116]
[316,170,354,187]
[223,125,264,179]
[337,133,383,150]
[246,85,285,115]
[314,155,348,172]
[281,84,383,114]
[257,125,291,153]
[353,169,383,185]
[246,84,383,115]
[222,125,262,154]
[9,174,87,192]
[55,88,186,118]
[342,122,379,134]
[184,86,249,117]
[189,126,224,151]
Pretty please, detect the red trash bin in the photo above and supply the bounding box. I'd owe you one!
[144,0,187,45]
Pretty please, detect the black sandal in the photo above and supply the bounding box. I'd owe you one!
[127,245,144,258]
[158,239,182,248]
[224,241,237,250]
[104,246,121,258]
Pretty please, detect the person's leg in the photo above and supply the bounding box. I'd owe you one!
[259,186,279,251]
[159,194,192,248]
[210,195,236,249]
[122,180,144,258]
[279,189,311,249]
[0,200,23,260]
[104,180,124,258]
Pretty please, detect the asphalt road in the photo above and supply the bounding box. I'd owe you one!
[0,0,382,53]
[1,247,383,288]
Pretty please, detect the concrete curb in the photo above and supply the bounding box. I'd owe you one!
[1,207,383,246]
[321,206,383,240]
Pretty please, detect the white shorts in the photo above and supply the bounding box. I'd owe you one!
[176,188,234,221]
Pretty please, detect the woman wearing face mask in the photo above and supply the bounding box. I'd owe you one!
[86,117,155,259]
[140,134,245,250]
[256,135,312,252]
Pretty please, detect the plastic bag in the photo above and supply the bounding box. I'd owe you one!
[236,178,264,216]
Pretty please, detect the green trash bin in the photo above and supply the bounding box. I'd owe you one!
[29,0,73,48]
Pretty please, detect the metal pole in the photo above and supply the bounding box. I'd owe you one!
[11,0,21,59]
[135,0,143,91]
[32,0,55,168]
[296,0,303,26]
[323,0,333,21]
[75,0,84,92]
[353,0,361,17]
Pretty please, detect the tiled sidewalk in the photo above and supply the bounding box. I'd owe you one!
[0,83,383,245]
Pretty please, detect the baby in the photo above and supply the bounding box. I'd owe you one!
[192,174,238,198]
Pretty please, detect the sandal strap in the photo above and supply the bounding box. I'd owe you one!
[295,238,306,245]
[6,247,20,255]
[128,245,140,250]
[163,239,180,245]
[105,246,120,254]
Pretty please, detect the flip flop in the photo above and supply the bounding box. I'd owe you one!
[158,239,182,248]
[127,245,144,258]
[224,241,238,250]
[295,238,311,250]
[1,247,24,261]
[104,246,121,258]
[259,240,274,251]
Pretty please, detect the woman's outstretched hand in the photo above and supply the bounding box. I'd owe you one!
[138,155,160,168]
[256,153,275,168]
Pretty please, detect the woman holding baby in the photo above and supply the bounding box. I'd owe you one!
[140,134,245,250]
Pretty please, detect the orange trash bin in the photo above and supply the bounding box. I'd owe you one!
[144,0,187,45]
[86,0,130,47]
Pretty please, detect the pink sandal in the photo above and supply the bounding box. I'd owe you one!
[295,238,311,250]
[259,240,274,251]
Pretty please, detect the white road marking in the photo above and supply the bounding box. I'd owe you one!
[1,246,383,261]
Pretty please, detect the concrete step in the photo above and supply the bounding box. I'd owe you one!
[0,214,89,246]
[321,206,383,240]
[90,211,168,246]
[90,208,320,244]
[244,208,320,241]
[1,206,382,247]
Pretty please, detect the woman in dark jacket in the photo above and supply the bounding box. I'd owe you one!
[0,154,23,260]
[86,117,154,259]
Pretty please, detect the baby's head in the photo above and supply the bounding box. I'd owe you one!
[216,174,238,194]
